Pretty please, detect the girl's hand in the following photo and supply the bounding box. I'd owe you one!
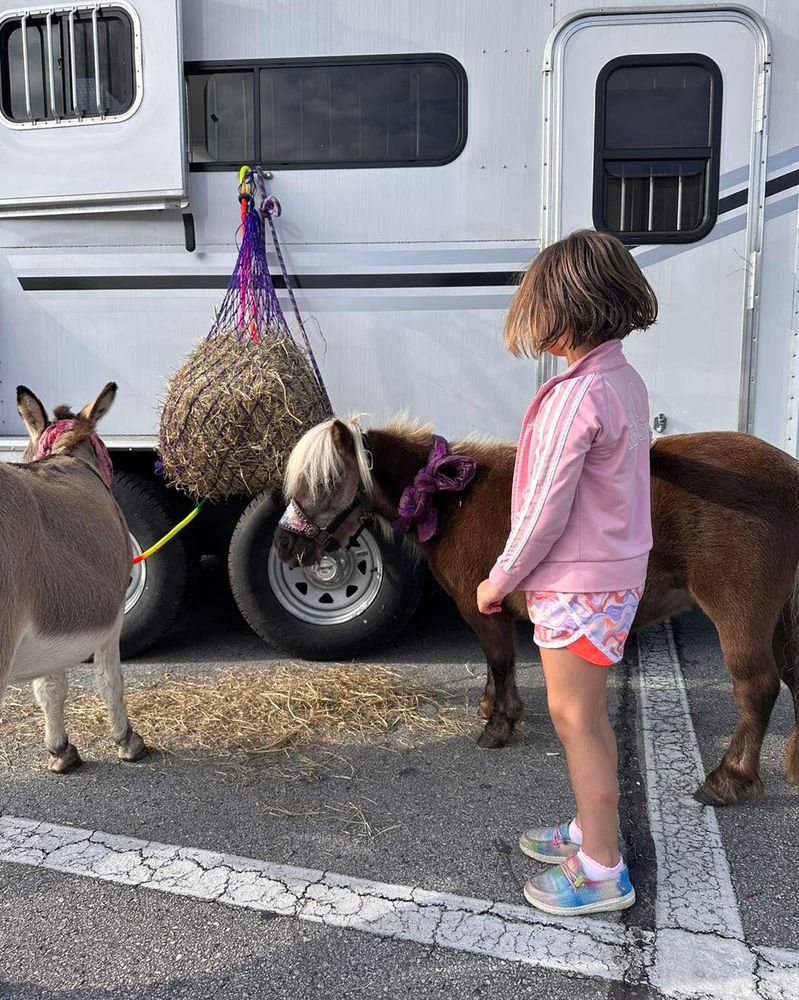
[477,579,506,615]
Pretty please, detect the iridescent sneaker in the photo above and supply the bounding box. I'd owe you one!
[523,854,636,916]
[518,822,580,863]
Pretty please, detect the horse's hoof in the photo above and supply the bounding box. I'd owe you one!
[695,769,762,806]
[47,743,82,774]
[693,783,729,806]
[476,727,509,749]
[118,730,147,763]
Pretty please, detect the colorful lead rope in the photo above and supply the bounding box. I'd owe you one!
[131,498,208,565]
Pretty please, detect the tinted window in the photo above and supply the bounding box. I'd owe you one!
[0,5,135,124]
[188,71,255,164]
[593,55,722,244]
[186,55,467,170]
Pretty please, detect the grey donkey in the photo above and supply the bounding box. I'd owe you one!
[0,382,146,772]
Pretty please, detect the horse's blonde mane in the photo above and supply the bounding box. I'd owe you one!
[284,415,375,501]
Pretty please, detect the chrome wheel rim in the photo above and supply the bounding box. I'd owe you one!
[267,531,384,626]
[126,534,147,614]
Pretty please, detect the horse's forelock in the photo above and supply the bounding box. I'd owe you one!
[284,417,373,503]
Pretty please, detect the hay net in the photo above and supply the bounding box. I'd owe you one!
[158,167,333,500]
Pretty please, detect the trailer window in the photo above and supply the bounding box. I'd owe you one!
[186,54,467,170]
[0,4,138,128]
[593,55,722,244]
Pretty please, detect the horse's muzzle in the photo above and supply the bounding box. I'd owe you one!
[273,525,324,568]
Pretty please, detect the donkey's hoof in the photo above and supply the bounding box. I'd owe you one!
[118,730,147,763]
[47,743,83,774]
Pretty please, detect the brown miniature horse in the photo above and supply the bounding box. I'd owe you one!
[275,416,799,806]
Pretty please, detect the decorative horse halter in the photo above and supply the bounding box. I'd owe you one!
[279,433,376,552]
[279,433,477,551]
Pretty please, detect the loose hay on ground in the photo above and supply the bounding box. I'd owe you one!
[0,665,471,763]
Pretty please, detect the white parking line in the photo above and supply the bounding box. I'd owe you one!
[637,623,799,1000]
[1,621,797,997]
[0,814,647,983]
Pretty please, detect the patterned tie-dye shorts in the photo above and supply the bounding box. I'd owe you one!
[525,588,644,666]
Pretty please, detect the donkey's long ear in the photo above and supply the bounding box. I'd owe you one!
[16,386,48,442]
[78,382,118,426]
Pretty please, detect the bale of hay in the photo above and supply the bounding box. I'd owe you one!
[159,331,330,500]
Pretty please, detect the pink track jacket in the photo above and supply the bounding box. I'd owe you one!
[489,340,653,595]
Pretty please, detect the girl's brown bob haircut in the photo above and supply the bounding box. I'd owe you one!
[505,229,658,358]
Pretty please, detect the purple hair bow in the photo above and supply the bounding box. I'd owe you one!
[392,436,477,543]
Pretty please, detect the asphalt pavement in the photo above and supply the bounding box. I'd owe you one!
[1,564,796,999]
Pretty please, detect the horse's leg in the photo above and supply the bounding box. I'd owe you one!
[463,610,522,748]
[477,663,496,721]
[774,609,799,786]
[32,671,82,774]
[782,666,799,786]
[93,625,147,763]
[695,610,781,805]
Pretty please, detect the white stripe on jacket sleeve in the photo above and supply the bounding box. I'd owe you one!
[498,373,595,573]
[499,380,573,559]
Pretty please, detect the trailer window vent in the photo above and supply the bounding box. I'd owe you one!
[593,54,722,245]
[0,3,140,129]
[186,54,467,171]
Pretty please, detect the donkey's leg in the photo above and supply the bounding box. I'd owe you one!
[93,629,147,763]
[463,611,522,748]
[32,672,82,774]
[695,616,781,805]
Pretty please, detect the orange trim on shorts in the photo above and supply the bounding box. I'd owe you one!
[565,634,615,667]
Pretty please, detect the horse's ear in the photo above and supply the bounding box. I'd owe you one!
[78,382,117,426]
[16,386,48,442]
[330,420,355,454]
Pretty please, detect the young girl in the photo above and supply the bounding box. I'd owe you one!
[476,229,657,916]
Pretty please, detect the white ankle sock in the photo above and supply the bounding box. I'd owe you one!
[568,819,584,845]
[577,849,625,882]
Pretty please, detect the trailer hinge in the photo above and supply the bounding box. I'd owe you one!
[754,68,767,133]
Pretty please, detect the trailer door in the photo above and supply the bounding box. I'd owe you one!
[0,0,186,216]
[543,8,770,435]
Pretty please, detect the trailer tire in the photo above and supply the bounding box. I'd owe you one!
[228,494,425,660]
[113,471,192,659]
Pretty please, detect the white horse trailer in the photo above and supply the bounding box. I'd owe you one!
[0,0,796,656]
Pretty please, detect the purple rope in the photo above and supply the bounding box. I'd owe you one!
[254,166,332,413]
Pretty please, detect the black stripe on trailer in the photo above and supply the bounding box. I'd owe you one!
[17,271,524,292]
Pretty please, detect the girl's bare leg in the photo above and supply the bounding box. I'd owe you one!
[541,646,620,867]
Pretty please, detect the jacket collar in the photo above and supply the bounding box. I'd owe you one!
[537,340,626,396]
[562,339,626,377]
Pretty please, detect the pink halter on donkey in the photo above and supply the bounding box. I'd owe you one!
[33,419,114,488]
